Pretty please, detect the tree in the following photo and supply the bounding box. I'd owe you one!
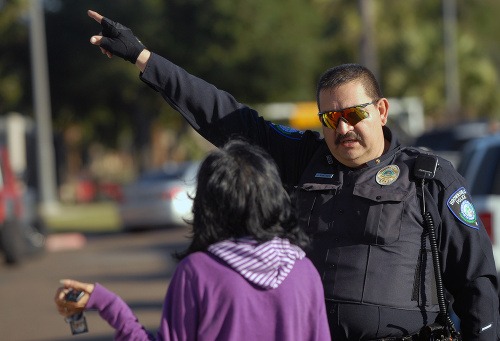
[317,0,500,122]
[2,0,500,183]
[42,0,325,168]
[0,0,31,115]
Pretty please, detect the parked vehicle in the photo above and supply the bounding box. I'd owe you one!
[457,133,500,275]
[118,161,201,231]
[0,146,46,264]
[414,120,495,167]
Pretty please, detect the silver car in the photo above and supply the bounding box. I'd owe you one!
[119,161,200,231]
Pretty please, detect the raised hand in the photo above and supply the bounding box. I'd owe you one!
[87,10,145,64]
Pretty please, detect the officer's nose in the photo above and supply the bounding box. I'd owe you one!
[336,118,354,135]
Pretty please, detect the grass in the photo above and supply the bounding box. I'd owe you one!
[43,202,121,233]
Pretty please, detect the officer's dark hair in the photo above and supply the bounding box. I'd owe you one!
[175,138,309,260]
[316,63,383,106]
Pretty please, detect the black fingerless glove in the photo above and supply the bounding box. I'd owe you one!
[100,17,145,64]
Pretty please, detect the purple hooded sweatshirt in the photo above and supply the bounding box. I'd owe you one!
[86,237,331,340]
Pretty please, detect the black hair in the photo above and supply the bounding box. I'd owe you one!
[175,139,309,260]
[316,63,383,106]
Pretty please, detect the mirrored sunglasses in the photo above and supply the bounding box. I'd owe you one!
[318,100,378,130]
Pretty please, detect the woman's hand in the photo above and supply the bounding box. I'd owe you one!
[54,279,95,318]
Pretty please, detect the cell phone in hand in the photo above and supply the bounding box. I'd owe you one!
[65,289,84,302]
[64,289,88,335]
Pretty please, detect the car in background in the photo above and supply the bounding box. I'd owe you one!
[118,161,201,231]
[0,146,46,264]
[414,120,496,167]
[457,134,500,276]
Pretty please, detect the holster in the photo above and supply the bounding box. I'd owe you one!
[418,322,462,341]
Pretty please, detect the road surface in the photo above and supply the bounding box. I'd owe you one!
[0,227,190,341]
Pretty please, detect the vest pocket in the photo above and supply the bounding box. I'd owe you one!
[296,183,340,235]
[354,185,410,245]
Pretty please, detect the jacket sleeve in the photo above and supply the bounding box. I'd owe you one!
[140,53,249,148]
[86,283,155,340]
[138,52,321,185]
[85,263,200,340]
[428,159,500,340]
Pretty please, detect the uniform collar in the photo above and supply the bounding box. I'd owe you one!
[365,126,401,167]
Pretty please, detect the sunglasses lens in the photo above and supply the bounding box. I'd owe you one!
[320,112,340,129]
[344,107,369,126]
[319,103,371,129]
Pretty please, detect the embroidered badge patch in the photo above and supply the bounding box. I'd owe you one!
[375,165,400,185]
[447,187,479,229]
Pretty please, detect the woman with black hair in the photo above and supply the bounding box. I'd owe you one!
[54,139,330,341]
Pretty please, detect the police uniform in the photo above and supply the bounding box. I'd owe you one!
[140,52,499,340]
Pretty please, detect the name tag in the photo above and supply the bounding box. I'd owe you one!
[315,173,334,179]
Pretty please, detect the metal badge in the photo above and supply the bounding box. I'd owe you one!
[375,165,400,186]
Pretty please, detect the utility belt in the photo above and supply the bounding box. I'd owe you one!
[373,335,419,341]
[373,321,461,340]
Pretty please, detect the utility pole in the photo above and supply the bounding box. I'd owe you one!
[29,0,59,213]
[443,0,461,121]
[358,0,379,80]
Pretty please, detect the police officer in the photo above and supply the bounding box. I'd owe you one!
[87,10,499,340]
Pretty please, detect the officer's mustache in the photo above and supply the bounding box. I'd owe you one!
[335,131,362,145]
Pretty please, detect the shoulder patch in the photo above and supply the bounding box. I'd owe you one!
[446,187,479,229]
[270,123,304,140]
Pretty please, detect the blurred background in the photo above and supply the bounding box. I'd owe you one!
[1,0,499,211]
[2,0,500,339]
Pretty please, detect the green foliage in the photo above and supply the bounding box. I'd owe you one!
[0,0,30,114]
[157,0,324,102]
[2,0,500,154]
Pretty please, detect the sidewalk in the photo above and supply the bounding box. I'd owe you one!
[45,233,87,252]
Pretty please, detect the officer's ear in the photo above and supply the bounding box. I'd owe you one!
[375,98,389,126]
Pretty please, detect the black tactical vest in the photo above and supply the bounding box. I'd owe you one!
[295,143,439,311]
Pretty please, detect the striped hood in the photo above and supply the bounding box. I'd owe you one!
[208,237,305,289]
